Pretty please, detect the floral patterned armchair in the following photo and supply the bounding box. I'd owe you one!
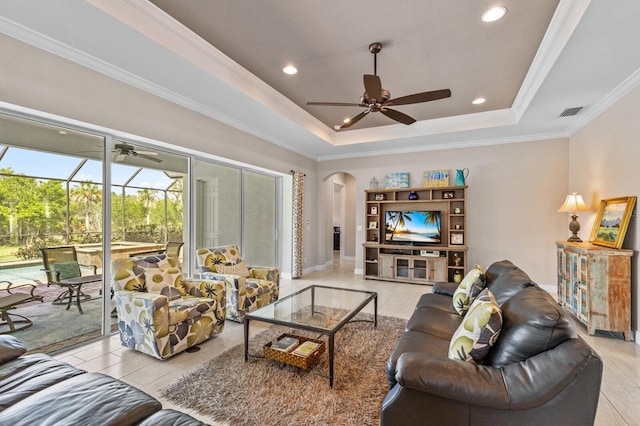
[111,254,226,359]
[195,245,279,322]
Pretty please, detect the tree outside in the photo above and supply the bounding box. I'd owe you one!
[0,170,183,261]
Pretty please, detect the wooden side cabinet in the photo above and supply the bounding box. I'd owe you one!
[556,241,633,341]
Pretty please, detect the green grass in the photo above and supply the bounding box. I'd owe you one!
[0,246,23,262]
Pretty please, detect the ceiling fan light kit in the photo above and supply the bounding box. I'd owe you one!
[306,42,451,130]
[113,143,163,163]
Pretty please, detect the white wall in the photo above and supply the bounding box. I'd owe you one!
[318,138,570,286]
[569,83,640,332]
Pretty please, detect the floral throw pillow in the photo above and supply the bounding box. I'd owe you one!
[451,265,486,315]
[448,288,502,363]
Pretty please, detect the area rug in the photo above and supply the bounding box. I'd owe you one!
[8,293,118,354]
[161,313,406,426]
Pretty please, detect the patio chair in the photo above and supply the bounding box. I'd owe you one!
[39,246,98,307]
[0,281,43,333]
[196,245,279,322]
[111,254,226,359]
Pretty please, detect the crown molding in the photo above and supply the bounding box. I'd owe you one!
[511,0,591,120]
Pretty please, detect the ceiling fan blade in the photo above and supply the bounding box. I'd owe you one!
[340,110,369,129]
[363,74,382,101]
[386,89,452,106]
[306,102,365,107]
[135,153,163,163]
[381,108,416,125]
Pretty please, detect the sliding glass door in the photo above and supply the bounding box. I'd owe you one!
[193,159,278,270]
[0,113,106,351]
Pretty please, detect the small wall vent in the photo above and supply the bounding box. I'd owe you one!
[559,107,583,117]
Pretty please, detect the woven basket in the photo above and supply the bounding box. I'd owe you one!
[263,333,325,369]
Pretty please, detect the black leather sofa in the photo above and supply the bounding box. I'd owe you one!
[382,260,603,426]
[0,335,206,425]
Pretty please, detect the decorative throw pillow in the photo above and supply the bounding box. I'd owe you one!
[448,288,502,363]
[250,267,271,280]
[451,265,486,315]
[144,268,184,300]
[52,261,81,281]
[216,261,251,278]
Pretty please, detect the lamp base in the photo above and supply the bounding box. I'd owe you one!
[567,214,582,243]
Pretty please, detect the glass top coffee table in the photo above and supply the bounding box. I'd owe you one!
[244,285,377,387]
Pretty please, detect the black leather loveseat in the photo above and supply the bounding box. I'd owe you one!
[382,260,603,426]
[0,335,206,425]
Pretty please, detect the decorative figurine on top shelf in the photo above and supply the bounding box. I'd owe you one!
[369,177,379,190]
[408,191,419,200]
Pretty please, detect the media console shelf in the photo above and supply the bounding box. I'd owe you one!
[364,186,467,284]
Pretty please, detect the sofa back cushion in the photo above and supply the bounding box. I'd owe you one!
[485,260,537,306]
[484,285,577,368]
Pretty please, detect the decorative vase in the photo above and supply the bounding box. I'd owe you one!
[369,177,378,190]
[408,191,419,200]
[453,270,463,283]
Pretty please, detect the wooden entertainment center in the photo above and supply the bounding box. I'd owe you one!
[364,185,467,284]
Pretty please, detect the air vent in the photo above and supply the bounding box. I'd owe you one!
[559,107,583,117]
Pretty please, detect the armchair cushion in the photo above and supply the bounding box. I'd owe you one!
[52,261,81,281]
[216,261,251,278]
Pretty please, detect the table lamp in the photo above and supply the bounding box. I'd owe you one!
[558,192,589,242]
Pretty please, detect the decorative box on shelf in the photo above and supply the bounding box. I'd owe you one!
[263,333,325,369]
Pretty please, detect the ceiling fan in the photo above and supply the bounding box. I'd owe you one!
[113,142,163,163]
[307,42,452,130]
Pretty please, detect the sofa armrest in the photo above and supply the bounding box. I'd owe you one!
[395,338,602,411]
[432,281,458,296]
[0,335,26,363]
[395,352,510,409]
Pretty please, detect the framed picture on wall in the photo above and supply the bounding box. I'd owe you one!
[589,196,637,249]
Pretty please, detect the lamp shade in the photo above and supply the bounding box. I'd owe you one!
[558,192,589,214]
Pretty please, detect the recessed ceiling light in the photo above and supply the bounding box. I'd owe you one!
[472,98,486,105]
[282,65,298,75]
[343,118,351,123]
[482,6,507,23]
[58,130,68,135]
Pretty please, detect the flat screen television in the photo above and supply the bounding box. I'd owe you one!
[384,210,441,245]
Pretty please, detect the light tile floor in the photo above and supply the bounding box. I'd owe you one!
[53,257,640,425]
